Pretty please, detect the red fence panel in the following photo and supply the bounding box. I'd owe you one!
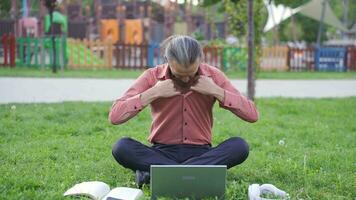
[115,43,149,69]
[1,34,16,67]
[202,46,224,70]
[346,46,356,71]
[288,47,315,71]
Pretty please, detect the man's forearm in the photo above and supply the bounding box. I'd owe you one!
[140,87,159,106]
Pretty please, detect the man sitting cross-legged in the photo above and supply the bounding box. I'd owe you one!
[109,35,259,188]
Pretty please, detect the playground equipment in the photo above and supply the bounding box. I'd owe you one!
[44,11,68,35]
[18,17,39,37]
[0,20,16,37]
[147,43,162,68]
[125,19,143,44]
[100,20,119,43]
[222,47,247,71]
[67,3,87,39]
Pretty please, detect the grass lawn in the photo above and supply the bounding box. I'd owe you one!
[0,98,355,199]
[1,67,356,79]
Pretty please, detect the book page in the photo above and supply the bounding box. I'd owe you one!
[64,181,111,200]
[103,187,144,200]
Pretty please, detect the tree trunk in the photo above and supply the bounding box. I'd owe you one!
[317,0,327,47]
[343,0,349,39]
[50,10,57,73]
[291,15,297,41]
[247,0,255,100]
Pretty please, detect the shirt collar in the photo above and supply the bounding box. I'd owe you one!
[157,64,170,80]
[198,63,212,77]
[158,63,212,80]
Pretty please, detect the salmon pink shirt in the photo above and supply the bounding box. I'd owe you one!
[109,63,259,145]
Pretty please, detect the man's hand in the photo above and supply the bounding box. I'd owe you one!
[141,79,180,106]
[153,79,181,98]
[191,76,225,102]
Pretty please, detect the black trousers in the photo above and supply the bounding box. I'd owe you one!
[112,137,249,172]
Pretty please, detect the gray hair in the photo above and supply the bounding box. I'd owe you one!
[161,35,203,68]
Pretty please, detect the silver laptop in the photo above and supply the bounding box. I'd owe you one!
[150,165,227,200]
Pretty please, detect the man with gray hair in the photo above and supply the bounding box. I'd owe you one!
[109,35,259,188]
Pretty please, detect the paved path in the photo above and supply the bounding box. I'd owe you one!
[1,77,356,104]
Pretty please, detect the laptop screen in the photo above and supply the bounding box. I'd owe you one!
[150,165,227,200]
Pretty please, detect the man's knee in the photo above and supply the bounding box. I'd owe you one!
[112,137,134,163]
[226,137,249,166]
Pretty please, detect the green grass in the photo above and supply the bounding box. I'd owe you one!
[1,67,356,79]
[0,67,142,79]
[0,98,355,199]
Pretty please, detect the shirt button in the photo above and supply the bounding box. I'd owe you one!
[134,106,137,109]
[184,137,187,140]
[184,108,187,111]
[184,122,187,125]
[229,103,232,106]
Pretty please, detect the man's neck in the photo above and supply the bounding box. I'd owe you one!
[169,67,200,93]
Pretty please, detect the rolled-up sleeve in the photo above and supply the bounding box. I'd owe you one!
[109,69,153,125]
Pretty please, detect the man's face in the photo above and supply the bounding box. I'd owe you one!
[168,59,200,83]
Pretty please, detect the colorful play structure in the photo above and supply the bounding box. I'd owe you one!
[1,0,226,42]
[0,0,355,71]
[0,0,228,69]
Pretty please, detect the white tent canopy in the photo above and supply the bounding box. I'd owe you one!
[264,0,349,33]
[298,0,348,32]
[263,0,299,32]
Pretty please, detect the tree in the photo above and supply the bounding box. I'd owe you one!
[223,0,265,100]
[0,1,12,18]
[272,0,309,42]
[329,0,356,30]
[0,0,21,18]
[201,0,265,100]
[247,0,255,100]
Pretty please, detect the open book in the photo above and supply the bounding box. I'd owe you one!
[64,181,144,200]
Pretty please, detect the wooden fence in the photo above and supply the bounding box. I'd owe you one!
[67,38,113,69]
[260,46,289,71]
[65,40,356,72]
[114,43,149,69]
[114,44,230,70]
[289,47,315,71]
[3,36,356,72]
[261,46,355,72]
[203,46,224,70]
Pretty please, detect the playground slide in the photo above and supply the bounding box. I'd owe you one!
[66,42,105,66]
